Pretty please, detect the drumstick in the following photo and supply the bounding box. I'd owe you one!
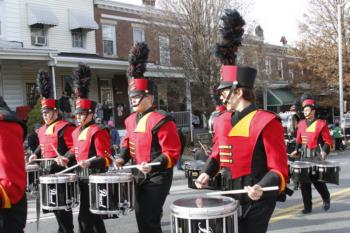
[121,162,161,169]
[50,144,68,168]
[55,156,96,175]
[32,158,56,162]
[198,141,209,153]
[206,186,279,196]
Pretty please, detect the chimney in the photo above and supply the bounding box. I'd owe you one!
[142,0,156,6]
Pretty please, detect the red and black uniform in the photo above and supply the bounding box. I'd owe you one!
[119,108,181,233]
[0,103,27,233]
[204,105,288,233]
[35,119,75,233]
[67,120,111,233]
[295,118,333,211]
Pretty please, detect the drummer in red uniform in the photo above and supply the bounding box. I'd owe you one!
[0,96,27,233]
[114,42,181,233]
[290,94,333,214]
[28,70,75,233]
[195,9,288,233]
[57,63,111,233]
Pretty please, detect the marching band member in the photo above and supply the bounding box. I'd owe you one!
[28,70,75,233]
[290,94,333,214]
[57,64,111,233]
[195,9,288,233]
[0,96,27,233]
[114,42,181,233]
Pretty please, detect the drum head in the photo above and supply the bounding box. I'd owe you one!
[26,164,40,172]
[291,161,313,168]
[89,173,133,183]
[171,196,238,219]
[314,160,340,168]
[39,173,77,183]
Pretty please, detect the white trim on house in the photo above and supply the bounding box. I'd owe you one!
[0,48,57,60]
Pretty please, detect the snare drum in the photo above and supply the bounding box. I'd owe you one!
[314,160,341,185]
[26,164,40,193]
[89,172,134,215]
[290,161,314,183]
[186,160,221,190]
[39,173,79,211]
[170,196,238,233]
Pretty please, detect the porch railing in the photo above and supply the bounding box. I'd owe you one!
[169,111,191,129]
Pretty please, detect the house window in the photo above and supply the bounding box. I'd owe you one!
[102,24,116,56]
[288,69,294,80]
[31,26,47,46]
[278,59,284,80]
[0,1,4,37]
[25,83,37,106]
[133,28,145,44]
[159,36,170,65]
[264,57,271,75]
[72,29,84,48]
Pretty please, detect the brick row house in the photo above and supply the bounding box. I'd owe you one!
[0,0,190,129]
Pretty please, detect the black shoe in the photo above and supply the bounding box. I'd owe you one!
[323,200,330,211]
[301,208,312,214]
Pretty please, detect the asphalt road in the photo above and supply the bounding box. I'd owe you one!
[24,151,350,233]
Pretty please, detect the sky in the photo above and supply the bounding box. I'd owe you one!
[111,0,309,46]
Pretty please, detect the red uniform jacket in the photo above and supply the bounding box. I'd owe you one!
[210,111,233,165]
[72,124,111,166]
[0,121,26,208]
[121,111,181,169]
[296,119,333,149]
[211,110,288,192]
[37,120,75,157]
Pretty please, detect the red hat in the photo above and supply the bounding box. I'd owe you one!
[128,42,157,98]
[217,65,257,90]
[302,99,316,108]
[72,63,96,114]
[41,98,57,110]
[36,70,57,111]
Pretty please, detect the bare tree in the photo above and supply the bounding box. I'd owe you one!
[145,0,252,113]
[290,0,350,106]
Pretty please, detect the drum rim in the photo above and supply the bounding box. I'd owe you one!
[26,164,41,171]
[89,173,133,183]
[39,173,78,183]
[314,160,340,168]
[41,202,79,211]
[170,196,238,218]
[290,161,314,168]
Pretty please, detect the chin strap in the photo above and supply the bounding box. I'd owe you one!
[223,82,238,105]
[131,94,146,107]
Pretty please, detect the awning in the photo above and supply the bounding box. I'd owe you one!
[267,89,295,106]
[69,9,98,31]
[27,3,59,27]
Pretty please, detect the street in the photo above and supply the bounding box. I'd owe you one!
[25,152,350,233]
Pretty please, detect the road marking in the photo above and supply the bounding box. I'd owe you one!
[270,187,350,223]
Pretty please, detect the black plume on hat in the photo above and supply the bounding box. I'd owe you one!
[36,70,52,99]
[215,9,245,65]
[300,93,314,103]
[73,63,91,99]
[127,42,150,78]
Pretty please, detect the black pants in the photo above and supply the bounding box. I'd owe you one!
[0,194,27,233]
[135,173,172,233]
[239,199,276,233]
[53,209,74,233]
[78,181,106,233]
[300,181,330,210]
